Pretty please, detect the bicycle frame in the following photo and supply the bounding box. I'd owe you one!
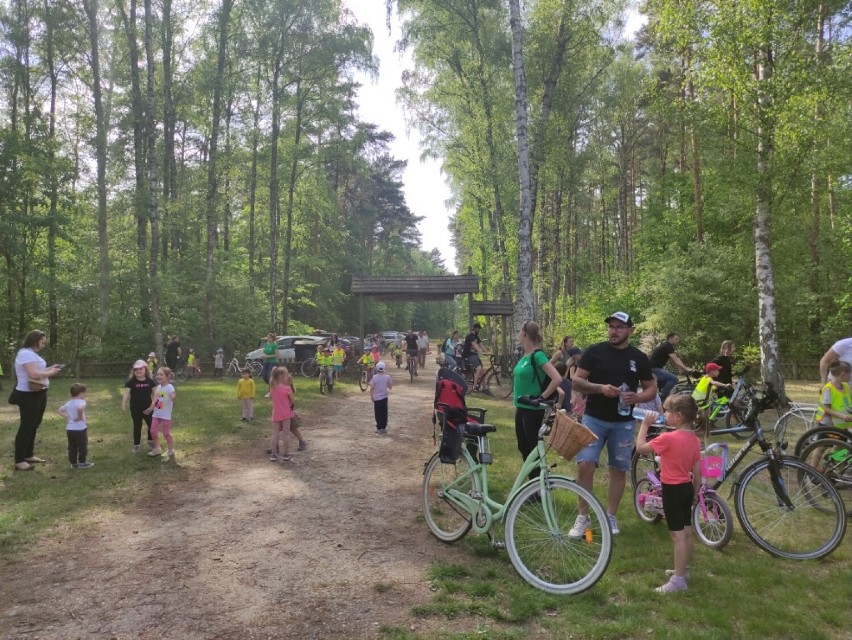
[439,417,561,535]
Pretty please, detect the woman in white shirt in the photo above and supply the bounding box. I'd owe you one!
[12,330,63,470]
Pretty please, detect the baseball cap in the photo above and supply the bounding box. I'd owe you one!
[376,361,386,371]
[705,362,723,373]
[132,359,148,370]
[604,311,634,327]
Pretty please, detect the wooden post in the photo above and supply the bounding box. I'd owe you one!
[359,294,365,345]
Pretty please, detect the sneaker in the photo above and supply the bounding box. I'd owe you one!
[76,462,95,469]
[132,445,141,454]
[148,448,162,457]
[655,577,687,593]
[280,455,292,462]
[608,514,620,535]
[376,429,383,434]
[568,514,591,539]
[163,450,174,460]
[665,568,690,580]
[147,441,155,450]
[264,392,271,398]
[269,454,278,462]
[380,429,388,435]
[298,441,307,451]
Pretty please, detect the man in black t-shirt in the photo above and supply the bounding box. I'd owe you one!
[404,330,419,376]
[462,323,486,390]
[648,333,690,400]
[165,335,181,370]
[570,311,657,538]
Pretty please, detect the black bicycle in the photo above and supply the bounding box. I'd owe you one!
[630,383,846,560]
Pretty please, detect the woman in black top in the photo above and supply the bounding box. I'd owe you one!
[711,340,735,396]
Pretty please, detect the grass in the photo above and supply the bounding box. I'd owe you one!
[2,377,848,639]
[388,384,851,640]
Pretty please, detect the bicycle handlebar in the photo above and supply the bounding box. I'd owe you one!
[517,395,557,408]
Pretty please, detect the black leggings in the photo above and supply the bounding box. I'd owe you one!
[130,406,153,446]
[515,407,544,480]
[15,390,48,463]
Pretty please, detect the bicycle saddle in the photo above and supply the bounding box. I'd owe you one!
[462,423,496,436]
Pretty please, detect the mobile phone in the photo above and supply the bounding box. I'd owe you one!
[57,364,66,370]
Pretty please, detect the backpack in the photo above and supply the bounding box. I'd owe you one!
[433,367,479,463]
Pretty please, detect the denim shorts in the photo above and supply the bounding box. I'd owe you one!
[575,414,636,472]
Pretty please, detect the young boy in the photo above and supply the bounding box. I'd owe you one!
[691,362,730,408]
[368,361,393,434]
[815,361,852,429]
[58,383,94,469]
[236,367,256,422]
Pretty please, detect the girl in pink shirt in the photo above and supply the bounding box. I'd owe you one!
[636,393,704,593]
[269,367,295,462]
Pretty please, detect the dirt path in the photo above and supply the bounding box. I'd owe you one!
[0,366,471,639]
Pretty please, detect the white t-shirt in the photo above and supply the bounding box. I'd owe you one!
[417,335,429,349]
[152,383,176,419]
[830,338,852,364]
[14,348,47,392]
[59,398,87,431]
[369,373,392,401]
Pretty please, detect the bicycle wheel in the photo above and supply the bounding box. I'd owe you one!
[630,449,659,490]
[776,409,818,452]
[485,370,513,400]
[359,370,368,392]
[794,427,852,457]
[248,361,263,378]
[734,457,846,560]
[798,438,852,517]
[504,477,612,595]
[301,358,318,378]
[633,478,663,524]
[421,452,474,542]
[175,368,187,382]
[692,492,733,550]
[319,370,327,395]
[227,362,239,378]
[409,359,415,382]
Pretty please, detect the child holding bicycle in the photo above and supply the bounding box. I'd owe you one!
[636,394,704,593]
[815,361,852,429]
[236,367,256,422]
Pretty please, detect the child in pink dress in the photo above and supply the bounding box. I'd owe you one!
[269,366,295,462]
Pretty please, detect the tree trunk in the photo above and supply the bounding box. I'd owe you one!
[268,59,283,332]
[508,0,534,333]
[45,0,59,346]
[83,0,111,332]
[754,42,785,401]
[247,64,262,295]
[281,81,304,334]
[204,0,233,342]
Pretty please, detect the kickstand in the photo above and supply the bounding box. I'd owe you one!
[488,532,505,550]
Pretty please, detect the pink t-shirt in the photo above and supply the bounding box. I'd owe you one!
[650,429,701,485]
[270,384,294,421]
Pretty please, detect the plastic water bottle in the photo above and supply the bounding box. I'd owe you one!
[617,383,631,416]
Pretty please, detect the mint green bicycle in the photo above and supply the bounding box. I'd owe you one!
[422,397,612,595]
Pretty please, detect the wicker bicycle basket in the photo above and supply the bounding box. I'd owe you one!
[548,411,598,460]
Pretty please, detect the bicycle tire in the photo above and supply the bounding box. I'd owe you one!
[409,359,415,382]
[692,492,733,550]
[797,438,852,517]
[485,370,513,400]
[633,478,663,524]
[319,370,327,395]
[359,370,368,392]
[504,477,612,595]
[421,452,474,542]
[793,426,852,457]
[248,361,263,378]
[175,368,187,382]
[734,457,846,560]
[227,363,239,378]
[301,358,318,378]
[630,450,659,490]
[776,409,819,452]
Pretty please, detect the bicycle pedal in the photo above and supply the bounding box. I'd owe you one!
[490,539,506,550]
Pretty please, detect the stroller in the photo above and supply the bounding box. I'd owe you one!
[433,367,487,463]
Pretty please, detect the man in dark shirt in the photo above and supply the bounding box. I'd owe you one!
[404,330,419,377]
[462,322,486,390]
[570,311,656,538]
[648,333,690,400]
[165,335,181,370]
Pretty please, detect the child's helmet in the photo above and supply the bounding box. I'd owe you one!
[148,352,156,358]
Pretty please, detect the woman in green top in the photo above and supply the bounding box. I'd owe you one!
[262,332,278,384]
[513,320,564,480]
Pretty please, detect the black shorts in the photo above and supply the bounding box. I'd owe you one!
[662,482,694,531]
[466,354,482,369]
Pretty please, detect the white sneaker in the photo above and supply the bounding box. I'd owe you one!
[132,445,141,454]
[608,514,620,535]
[568,514,591,539]
[147,448,162,457]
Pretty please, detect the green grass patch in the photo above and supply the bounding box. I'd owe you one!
[396,389,851,640]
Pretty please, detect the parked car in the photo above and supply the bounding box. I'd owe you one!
[246,336,325,363]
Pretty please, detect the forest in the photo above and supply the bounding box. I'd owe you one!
[0,0,849,380]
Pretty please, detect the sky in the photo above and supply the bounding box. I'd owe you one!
[344,2,644,275]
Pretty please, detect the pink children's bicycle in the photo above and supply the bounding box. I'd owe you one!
[634,443,734,550]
